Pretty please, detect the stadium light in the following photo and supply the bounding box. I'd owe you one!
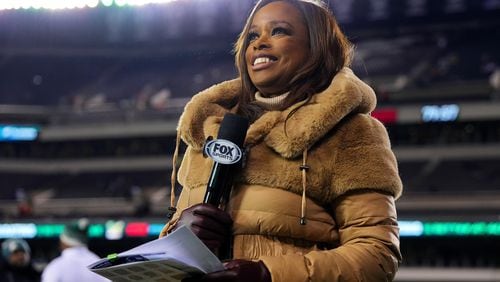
[101,0,114,7]
[20,0,31,9]
[87,0,100,8]
[31,1,43,9]
[114,0,127,6]
[0,0,182,10]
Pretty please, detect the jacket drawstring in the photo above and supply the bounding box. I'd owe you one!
[299,149,309,225]
[167,131,181,218]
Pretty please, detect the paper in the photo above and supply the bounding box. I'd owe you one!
[88,226,224,281]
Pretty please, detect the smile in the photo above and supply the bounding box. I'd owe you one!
[253,56,277,66]
[252,56,277,70]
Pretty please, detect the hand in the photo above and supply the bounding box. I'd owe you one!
[183,259,271,282]
[174,203,232,253]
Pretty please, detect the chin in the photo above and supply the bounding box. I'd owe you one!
[252,80,281,93]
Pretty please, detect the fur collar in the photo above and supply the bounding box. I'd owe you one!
[178,68,377,159]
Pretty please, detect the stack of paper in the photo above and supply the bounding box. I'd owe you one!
[88,226,224,282]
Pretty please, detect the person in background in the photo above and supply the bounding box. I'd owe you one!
[160,0,403,281]
[41,219,109,282]
[0,238,41,282]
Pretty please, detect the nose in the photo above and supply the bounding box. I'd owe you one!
[252,34,270,50]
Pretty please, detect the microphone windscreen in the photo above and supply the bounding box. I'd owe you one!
[217,113,249,148]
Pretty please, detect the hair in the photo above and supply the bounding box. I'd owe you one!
[234,0,354,121]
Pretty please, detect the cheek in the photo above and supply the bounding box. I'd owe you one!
[245,49,252,66]
[283,42,303,57]
[284,48,305,68]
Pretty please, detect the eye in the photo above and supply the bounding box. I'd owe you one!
[247,31,259,43]
[272,27,290,36]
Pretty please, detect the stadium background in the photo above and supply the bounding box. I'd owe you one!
[0,0,499,281]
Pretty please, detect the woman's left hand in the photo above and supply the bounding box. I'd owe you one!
[183,259,271,282]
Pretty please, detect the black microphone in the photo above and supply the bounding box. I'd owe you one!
[203,113,249,207]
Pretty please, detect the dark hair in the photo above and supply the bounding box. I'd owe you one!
[234,0,353,121]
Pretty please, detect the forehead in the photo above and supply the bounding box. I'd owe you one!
[252,1,305,26]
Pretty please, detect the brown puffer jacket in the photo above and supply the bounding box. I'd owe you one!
[161,68,403,281]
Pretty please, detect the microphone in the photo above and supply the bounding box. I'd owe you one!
[203,113,249,207]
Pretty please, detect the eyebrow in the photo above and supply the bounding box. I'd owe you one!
[250,20,293,30]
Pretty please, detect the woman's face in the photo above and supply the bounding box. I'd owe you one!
[245,1,310,96]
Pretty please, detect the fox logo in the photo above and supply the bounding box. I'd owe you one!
[204,139,242,165]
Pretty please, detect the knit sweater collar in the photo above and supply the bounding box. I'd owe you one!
[254,91,289,111]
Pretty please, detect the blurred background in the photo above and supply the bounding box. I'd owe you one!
[0,0,499,281]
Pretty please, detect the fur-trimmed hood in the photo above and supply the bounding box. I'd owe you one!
[178,68,376,158]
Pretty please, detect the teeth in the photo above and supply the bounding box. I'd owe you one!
[254,57,271,66]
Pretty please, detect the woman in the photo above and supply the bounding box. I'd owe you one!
[161,0,403,281]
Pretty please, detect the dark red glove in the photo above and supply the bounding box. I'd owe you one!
[173,203,232,253]
[184,259,271,282]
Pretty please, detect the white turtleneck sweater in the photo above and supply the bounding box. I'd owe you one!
[254,91,289,111]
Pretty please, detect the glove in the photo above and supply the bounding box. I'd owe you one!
[184,259,271,282]
[173,203,232,253]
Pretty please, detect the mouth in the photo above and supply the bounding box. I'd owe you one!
[253,56,277,65]
[251,55,278,70]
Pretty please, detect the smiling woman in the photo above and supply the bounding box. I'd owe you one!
[159,1,403,281]
[244,1,310,97]
[235,0,354,121]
